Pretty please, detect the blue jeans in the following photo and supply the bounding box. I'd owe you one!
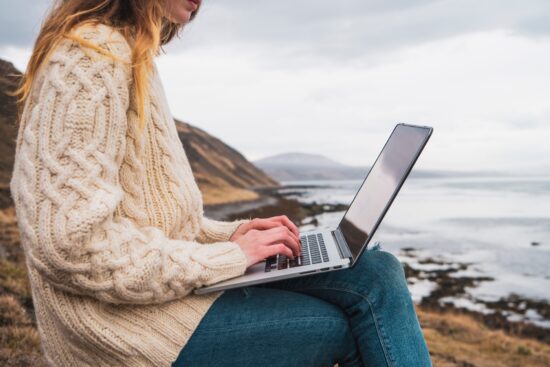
[172,247,432,367]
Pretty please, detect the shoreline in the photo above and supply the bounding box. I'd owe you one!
[205,186,550,344]
[401,247,550,343]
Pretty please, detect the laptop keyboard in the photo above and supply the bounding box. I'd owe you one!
[265,233,330,272]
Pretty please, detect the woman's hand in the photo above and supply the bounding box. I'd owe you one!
[229,215,302,267]
[230,215,300,242]
[233,226,302,267]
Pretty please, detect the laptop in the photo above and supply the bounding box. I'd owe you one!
[194,123,433,295]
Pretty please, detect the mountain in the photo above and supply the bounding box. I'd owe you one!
[256,152,345,168]
[254,152,516,182]
[0,60,20,209]
[0,58,278,208]
[255,152,369,181]
[174,121,278,205]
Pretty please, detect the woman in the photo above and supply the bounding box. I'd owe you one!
[10,0,432,366]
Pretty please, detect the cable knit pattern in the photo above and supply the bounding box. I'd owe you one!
[10,23,251,366]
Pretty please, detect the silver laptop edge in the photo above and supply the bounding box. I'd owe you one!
[195,228,352,294]
[194,123,433,295]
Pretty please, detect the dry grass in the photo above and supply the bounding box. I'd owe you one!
[0,265,46,367]
[198,178,260,205]
[419,309,550,367]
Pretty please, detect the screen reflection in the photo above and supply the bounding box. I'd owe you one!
[339,125,431,261]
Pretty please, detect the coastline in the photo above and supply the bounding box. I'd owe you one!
[205,186,550,344]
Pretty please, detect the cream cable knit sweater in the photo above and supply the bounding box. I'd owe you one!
[10,23,251,366]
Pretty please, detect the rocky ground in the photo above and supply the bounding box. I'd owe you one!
[401,247,550,344]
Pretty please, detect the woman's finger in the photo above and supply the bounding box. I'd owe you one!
[263,243,295,260]
[247,218,300,246]
[248,218,283,232]
[259,226,301,257]
[265,215,300,238]
[267,220,300,244]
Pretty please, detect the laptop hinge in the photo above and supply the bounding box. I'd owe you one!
[332,227,352,260]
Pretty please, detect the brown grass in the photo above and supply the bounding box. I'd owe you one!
[0,265,46,367]
[198,177,260,205]
[419,309,550,367]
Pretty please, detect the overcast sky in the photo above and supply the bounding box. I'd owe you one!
[1,0,550,174]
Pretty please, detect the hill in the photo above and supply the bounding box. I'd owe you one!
[255,152,369,181]
[255,152,514,181]
[0,59,278,208]
[0,60,20,209]
[174,120,278,205]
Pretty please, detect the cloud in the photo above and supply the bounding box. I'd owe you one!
[155,28,550,173]
[163,0,550,67]
[0,0,51,47]
[1,1,549,174]
[3,0,550,61]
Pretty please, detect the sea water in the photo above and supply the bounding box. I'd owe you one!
[279,176,550,324]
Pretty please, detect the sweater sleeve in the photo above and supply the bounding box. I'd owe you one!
[10,26,248,305]
[196,216,252,244]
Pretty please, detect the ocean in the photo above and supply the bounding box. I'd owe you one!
[278,176,550,327]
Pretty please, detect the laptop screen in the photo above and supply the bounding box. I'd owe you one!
[338,124,432,262]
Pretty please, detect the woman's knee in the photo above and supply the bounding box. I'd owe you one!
[355,249,409,296]
[300,314,358,366]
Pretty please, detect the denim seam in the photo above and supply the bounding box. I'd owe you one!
[292,286,396,367]
[193,316,349,334]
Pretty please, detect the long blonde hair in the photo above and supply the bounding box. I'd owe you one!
[12,0,200,132]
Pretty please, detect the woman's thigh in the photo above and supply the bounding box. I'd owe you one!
[259,248,432,367]
[172,287,362,367]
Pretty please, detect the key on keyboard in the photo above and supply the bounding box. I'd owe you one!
[264,233,329,272]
